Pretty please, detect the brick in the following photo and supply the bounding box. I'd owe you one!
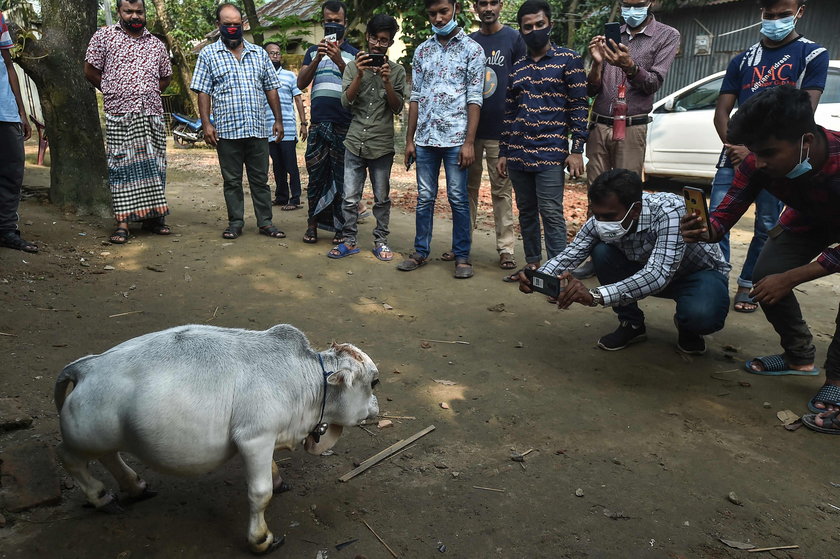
[0,441,62,512]
[0,398,33,432]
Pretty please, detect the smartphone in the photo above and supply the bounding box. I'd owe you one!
[524,269,565,298]
[324,33,337,43]
[683,186,711,241]
[604,22,622,52]
[406,154,415,171]
[368,53,386,67]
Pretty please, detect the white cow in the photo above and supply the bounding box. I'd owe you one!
[54,324,379,554]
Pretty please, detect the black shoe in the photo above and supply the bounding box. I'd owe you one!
[597,321,647,351]
[677,330,706,355]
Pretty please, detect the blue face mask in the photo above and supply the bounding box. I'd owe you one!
[786,135,812,179]
[621,6,649,28]
[432,17,458,36]
[761,10,799,42]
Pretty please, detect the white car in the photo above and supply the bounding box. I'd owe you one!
[643,60,840,182]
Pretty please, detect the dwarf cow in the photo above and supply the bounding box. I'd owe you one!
[54,324,379,554]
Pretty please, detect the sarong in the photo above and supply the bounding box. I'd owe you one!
[305,122,348,232]
[105,113,169,223]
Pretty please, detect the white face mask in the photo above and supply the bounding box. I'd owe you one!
[593,201,638,241]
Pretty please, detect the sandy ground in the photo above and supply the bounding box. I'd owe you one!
[2,142,840,559]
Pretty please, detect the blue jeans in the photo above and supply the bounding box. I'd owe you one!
[508,167,566,264]
[591,242,729,335]
[710,166,784,289]
[342,149,392,246]
[413,145,471,259]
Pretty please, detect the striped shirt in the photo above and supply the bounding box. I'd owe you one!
[191,39,281,140]
[0,11,20,123]
[711,127,840,273]
[410,29,485,148]
[499,44,589,171]
[589,16,679,117]
[265,66,301,142]
[302,42,358,126]
[541,192,730,307]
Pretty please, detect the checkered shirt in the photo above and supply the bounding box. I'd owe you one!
[541,192,730,307]
[191,39,281,139]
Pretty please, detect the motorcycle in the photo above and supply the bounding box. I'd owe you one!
[171,112,214,148]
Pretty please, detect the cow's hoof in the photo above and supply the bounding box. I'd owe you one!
[97,498,126,515]
[272,481,292,494]
[250,534,285,555]
[123,487,158,504]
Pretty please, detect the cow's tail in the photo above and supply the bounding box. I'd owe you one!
[54,355,95,412]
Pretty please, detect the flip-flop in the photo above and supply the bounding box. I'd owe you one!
[441,251,455,261]
[733,291,758,313]
[327,242,360,259]
[397,253,427,271]
[802,411,840,434]
[259,225,286,238]
[0,230,39,253]
[372,244,394,262]
[744,355,820,376]
[499,252,516,270]
[109,227,129,244]
[502,264,537,283]
[807,384,840,413]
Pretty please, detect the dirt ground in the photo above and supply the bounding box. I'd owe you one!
[2,141,840,559]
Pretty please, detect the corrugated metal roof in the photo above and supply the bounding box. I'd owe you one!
[202,0,320,42]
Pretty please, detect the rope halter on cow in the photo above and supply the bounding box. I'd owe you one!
[310,353,332,443]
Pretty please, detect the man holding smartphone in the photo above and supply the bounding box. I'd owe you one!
[519,169,730,355]
[328,14,406,261]
[585,0,679,183]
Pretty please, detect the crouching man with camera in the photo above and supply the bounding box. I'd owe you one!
[518,168,730,354]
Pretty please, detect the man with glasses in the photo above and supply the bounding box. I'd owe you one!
[585,0,679,192]
[327,14,406,261]
[264,43,307,211]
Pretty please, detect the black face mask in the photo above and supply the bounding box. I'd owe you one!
[521,26,552,51]
[272,60,282,69]
[219,24,244,41]
[324,22,346,40]
[120,18,145,32]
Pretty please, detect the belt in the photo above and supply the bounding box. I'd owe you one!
[591,113,652,127]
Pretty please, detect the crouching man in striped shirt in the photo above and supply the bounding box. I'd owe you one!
[518,168,730,354]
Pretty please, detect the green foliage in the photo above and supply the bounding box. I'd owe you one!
[263,14,311,53]
[164,0,218,45]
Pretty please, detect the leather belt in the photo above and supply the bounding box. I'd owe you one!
[591,113,652,127]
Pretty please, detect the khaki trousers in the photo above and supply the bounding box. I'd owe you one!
[585,122,648,184]
[467,138,516,255]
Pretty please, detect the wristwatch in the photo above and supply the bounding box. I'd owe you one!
[588,288,603,307]
[625,64,639,79]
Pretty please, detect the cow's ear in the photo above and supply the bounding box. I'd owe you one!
[326,369,354,387]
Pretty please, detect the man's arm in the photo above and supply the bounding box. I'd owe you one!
[605,29,680,96]
[297,46,322,90]
[586,35,604,98]
[293,94,308,140]
[197,91,217,147]
[159,75,171,92]
[342,58,363,106]
[565,53,589,178]
[84,61,102,89]
[459,103,480,168]
[266,88,283,140]
[383,64,404,114]
[459,45,484,168]
[713,93,736,144]
[806,89,822,111]
[2,49,30,140]
[405,100,418,168]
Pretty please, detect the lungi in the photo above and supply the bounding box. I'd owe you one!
[305,121,348,233]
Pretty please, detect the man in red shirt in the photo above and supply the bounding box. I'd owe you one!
[681,85,840,434]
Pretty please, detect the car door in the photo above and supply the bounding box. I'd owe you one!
[814,67,840,131]
[645,76,724,180]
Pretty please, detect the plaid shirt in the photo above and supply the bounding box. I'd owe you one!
[541,192,730,307]
[410,29,485,148]
[191,39,281,139]
[0,11,21,123]
[711,127,840,273]
[589,16,680,117]
[85,24,172,116]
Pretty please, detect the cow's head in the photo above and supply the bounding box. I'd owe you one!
[304,343,380,455]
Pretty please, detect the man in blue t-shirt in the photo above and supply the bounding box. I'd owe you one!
[0,11,36,254]
[297,0,359,244]
[710,0,828,314]
[451,0,525,271]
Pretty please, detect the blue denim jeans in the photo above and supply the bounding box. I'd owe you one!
[342,150,392,246]
[508,167,566,264]
[413,145,471,259]
[591,242,729,335]
[709,166,784,289]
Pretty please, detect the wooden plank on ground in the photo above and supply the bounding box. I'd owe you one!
[339,425,435,482]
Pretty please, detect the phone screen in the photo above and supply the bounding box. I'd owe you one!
[604,22,621,52]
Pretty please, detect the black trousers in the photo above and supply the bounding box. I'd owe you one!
[269,140,301,205]
[0,121,24,232]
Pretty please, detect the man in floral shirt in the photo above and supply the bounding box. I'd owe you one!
[399,0,484,279]
[84,0,173,245]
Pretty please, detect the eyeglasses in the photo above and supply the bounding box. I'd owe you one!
[267,51,282,56]
[367,37,392,47]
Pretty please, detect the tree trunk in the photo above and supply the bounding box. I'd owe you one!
[14,0,110,216]
[242,0,263,46]
[567,0,581,48]
[150,0,197,115]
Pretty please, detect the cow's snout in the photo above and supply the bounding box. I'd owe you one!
[366,394,379,421]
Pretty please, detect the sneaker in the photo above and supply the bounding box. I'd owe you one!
[676,330,706,355]
[597,321,647,351]
[571,258,596,280]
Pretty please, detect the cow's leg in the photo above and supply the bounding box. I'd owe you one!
[99,452,157,502]
[271,460,291,494]
[238,437,285,554]
[57,443,122,513]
